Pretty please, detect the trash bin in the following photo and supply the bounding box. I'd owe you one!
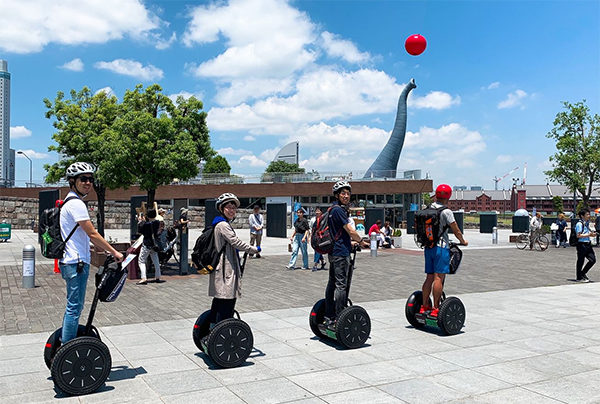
[406,210,416,234]
[0,222,11,242]
[512,216,529,233]
[480,213,498,233]
[450,211,464,234]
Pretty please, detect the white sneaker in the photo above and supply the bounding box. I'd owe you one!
[390,245,395,249]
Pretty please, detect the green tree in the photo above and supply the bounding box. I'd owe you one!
[552,195,564,213]
[203,155,231,174]
[107,84,213,208]
[44,88,123,236]
[264,160,305,173]
[422,193,433,206]
[545,100,600,209]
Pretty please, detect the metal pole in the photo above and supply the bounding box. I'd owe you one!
[22,245,35,288]
[492,226,498,245]
[370,232,377,257]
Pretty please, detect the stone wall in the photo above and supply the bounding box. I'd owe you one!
[0,197,267,230]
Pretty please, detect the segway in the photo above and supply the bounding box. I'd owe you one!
[192,252,254,368]
[43,255,132,395]
[405,243,465,335]
[309,245,371,349]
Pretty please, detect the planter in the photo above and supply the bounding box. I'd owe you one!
[392,236,402,248]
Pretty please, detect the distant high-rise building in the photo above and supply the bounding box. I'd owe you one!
[8,148,15,187]
[0,60,10,187]
[274,141,299,165]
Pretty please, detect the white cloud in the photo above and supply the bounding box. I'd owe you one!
[498,89,528,109]
[214,78,294,106]
[217,147,252,156]
[16,149,48,159]
[154,32,177,50]
[238,154,269,168]
[94,59,163,81]
[0,0,169,53]
[94,87,115,97]
[60,58,84,72]
[320,31,370,64]
[495,155,512,164]
[10,126,32,139]
[183,0,316,79]
[409,91,461,110]
[243,135,256,141]
[168,91,205,105]
[487,81,500,90]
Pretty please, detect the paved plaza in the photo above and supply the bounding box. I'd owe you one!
[2,229,600,402]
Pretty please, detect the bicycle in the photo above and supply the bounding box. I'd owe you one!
[515,231,549,251]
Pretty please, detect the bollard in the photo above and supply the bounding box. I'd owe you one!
[370,232,377,257]
[492,226,498,245]
[22,245,35,288]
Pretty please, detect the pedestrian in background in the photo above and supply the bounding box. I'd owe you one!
[137,209,163,285]
[576,208,597,282]
[310,207,326,271]
[556,213,567,248]
[595,212,600,246]
[249,204,263,258]
[287,207,310,270]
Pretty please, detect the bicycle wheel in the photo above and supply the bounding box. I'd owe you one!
[515,234,529,250]
[535,235,549,251]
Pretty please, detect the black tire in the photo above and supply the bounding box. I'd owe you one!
[336,306,370,349]
[535,235,549,251]
[44,325,101,370]
[206,318,253,368]
[51,337,112,396]
[192,310,212,353]
[437,297,466,335]
[515,234,529,250]
[405,291,430,329]
[309,299,326,338]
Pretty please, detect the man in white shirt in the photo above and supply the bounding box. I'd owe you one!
[59,162,123,343]
[248,205,263,258]
[529,212,543,250]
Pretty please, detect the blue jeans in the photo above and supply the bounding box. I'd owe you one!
[60,262,90,343]
[289,233,309,268]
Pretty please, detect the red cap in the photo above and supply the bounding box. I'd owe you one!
[435,184,452,199]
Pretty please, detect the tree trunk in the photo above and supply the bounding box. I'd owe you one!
[95,183,106,237]
[147,189,156,212]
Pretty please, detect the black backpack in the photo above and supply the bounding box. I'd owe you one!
[311,206,343,255]
[39,196,79,259]
[191,225,225,273]
[414,205,448,249]
[569,220,580,247]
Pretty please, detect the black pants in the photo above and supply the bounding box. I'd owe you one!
[557,229,567,244]
[325,255,350,319]
[576,242,596,279]
[209,298,236,325]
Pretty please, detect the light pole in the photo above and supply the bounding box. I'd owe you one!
[17,151,32,187]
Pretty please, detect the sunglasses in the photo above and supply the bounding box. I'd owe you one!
[78,176,94,183]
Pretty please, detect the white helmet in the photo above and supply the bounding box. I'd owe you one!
[216,193,240,212]
[332,180,351,195]
[66,162,95,178]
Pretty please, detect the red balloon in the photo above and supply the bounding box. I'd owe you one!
[405,34,427,56]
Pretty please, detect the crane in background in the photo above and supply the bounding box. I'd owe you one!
[493,166,519,190]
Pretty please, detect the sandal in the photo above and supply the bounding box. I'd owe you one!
[136,280,148,285]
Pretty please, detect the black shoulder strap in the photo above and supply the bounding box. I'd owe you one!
[61,196,81,244]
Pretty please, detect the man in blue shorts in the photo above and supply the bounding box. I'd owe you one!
[420,184,468,316]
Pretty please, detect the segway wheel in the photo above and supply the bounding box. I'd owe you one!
[51,336,112,396]
[437,297,466,335]
[336,306,370,349]
[206,318,253,368]
[44,325,101,370]
[192,310,211,353]
[405,291,430,329]
[309,299,326,338]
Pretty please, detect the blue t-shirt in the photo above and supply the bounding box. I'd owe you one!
[576,221,591,243]
[328,203,351,256]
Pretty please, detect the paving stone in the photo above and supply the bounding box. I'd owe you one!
[162,386,245,404]
[229,377,314,404]
[379,377,469,403]
[130,354,198,376]
[288,369,369,396]
[142,368,221,396]
[321,387,404,404]
[260,353,331,376]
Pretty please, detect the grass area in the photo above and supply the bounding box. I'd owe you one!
[463,214,513,226]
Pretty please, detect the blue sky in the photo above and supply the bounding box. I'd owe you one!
[2,0,599,189]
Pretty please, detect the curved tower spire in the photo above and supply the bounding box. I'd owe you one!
[364,78,416,178]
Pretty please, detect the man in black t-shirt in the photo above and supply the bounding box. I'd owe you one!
[288,208,310,269]
[324,181,368,328]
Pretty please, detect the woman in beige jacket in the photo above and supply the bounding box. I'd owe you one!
[208,193,259,326]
